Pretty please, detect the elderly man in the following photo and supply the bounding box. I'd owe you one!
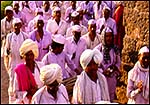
[127,46,149,104]
[31,64,70,104]
[29,15,52,61]
[72,49,110,104]
[4,18,28,104]
[46,7,68,36]
[64,25,87,74]
[42,34,80,79]
[66,11,88,38]
[82,19,101,49]
[95,26,121,102]
[1,6,14,57]
[13,39,44,104]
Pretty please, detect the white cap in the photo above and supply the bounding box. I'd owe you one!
[103,6,111,11]
[76,7,83,12]
[53,6,61,12]
[34,15,44,23]
[35,8,43,13]
[5,6,13,11]
[138,46,149,55]
[52,34,66,44]
[13,18,22,25]
[88,19,96,25]
[72,25,81,32]
[71,11,79,17]
[13,1,19,7]
[105,27,113,33]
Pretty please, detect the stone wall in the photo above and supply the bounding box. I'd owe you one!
[122,1,149,71]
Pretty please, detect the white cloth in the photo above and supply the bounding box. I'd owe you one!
[138,46,149,55]
[72,25,81,32]
[42,51,76,79]
[46,19,68,36]
[127,61,149,104]
[5,6,13,11]
[72,71,110,104]
[31,85,70,104]
[96,17,117,35]
[88,19,96,25]
[81,32,101,49]
[52,34,66,44]
[40,64,63,85]
[12,18,22,26]
[19,39,39,59]
[80,49,103,70]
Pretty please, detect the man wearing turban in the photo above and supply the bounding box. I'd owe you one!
[31,64,70,104]
[72,49,110,104]
[127,46,149,104]
[13,39,44,104]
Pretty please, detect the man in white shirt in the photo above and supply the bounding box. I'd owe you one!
[96,6,117,36]
[64,25,87,73]
[46,7,68,36]
[66,11,88,38]
[82,19,101,49]
[4,18,28,104]
[42,34,80,79]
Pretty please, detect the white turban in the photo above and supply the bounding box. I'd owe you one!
[5,6,13,11]
[71,11,79,17]
[13,1,19,7]
[53,6,61,12]
[88,19,96,25]
[103,6,111,11]
[72,25,81,32]
[19,39,39,59]
[52,34,66,44]
[76,7,83,12]
[40,63,63,85]
[35,8,43,13]
[80,49,103,70]
[138,46,149,55]
[13,18,22,26]
[105,27,113,33]
[34,15,44,23]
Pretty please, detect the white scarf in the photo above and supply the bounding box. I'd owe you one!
[136,61,149,100]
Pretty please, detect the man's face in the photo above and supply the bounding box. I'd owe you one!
[36,20,44,29]
[14,22,22,32]
[103,9,110,20]
[88,24,96,33]
[105,32,113,46]
[72,16,80,25]
[85,58,98,73]
[13,3,19,11]
[54,11,61,19]
[138,52,149,68]
[6,10,13,19]
[73,31,81,42]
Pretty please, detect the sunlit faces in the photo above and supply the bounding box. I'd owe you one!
[138,52,149,68]
[105,32,113,46]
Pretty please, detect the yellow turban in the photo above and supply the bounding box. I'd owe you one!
[19,39,39,59]
[40,64,63,85]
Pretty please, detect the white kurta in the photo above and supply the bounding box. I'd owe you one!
[72,71,110,104]
[66,23,88,38]
[64,36,87,72]
[13,61,44,104]
[46,19,68,36]
[81,32,101,49]
[42,51,77,79]
[96,17,117,35]
[31,84,70,104]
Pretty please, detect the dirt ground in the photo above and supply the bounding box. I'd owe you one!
[1,57,9,104]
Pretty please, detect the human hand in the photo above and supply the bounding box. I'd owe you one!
[137,80,143,92]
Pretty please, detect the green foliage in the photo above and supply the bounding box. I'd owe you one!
[1,1,13,19]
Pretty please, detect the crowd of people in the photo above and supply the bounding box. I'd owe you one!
[1,1,149,104]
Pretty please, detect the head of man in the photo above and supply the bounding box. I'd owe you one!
[19,39,39,63]
[72,25,81,43]
[138,46,149,69]
[35,8,43,16]
[13,18,22,34]
[13,1,19,12]
[76,7,84,20]
[40,64,63,99]
[80,49,103,74]
[88,19,96,34]
[35,15,44,29]
[101,27,114,47]
[71,11,80,25]
[5,6,13,20]
[51,34,65,55]
[71,1,76,9]
[43,1,50,12]
[103,6,110,20]
[53,7,61,21]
